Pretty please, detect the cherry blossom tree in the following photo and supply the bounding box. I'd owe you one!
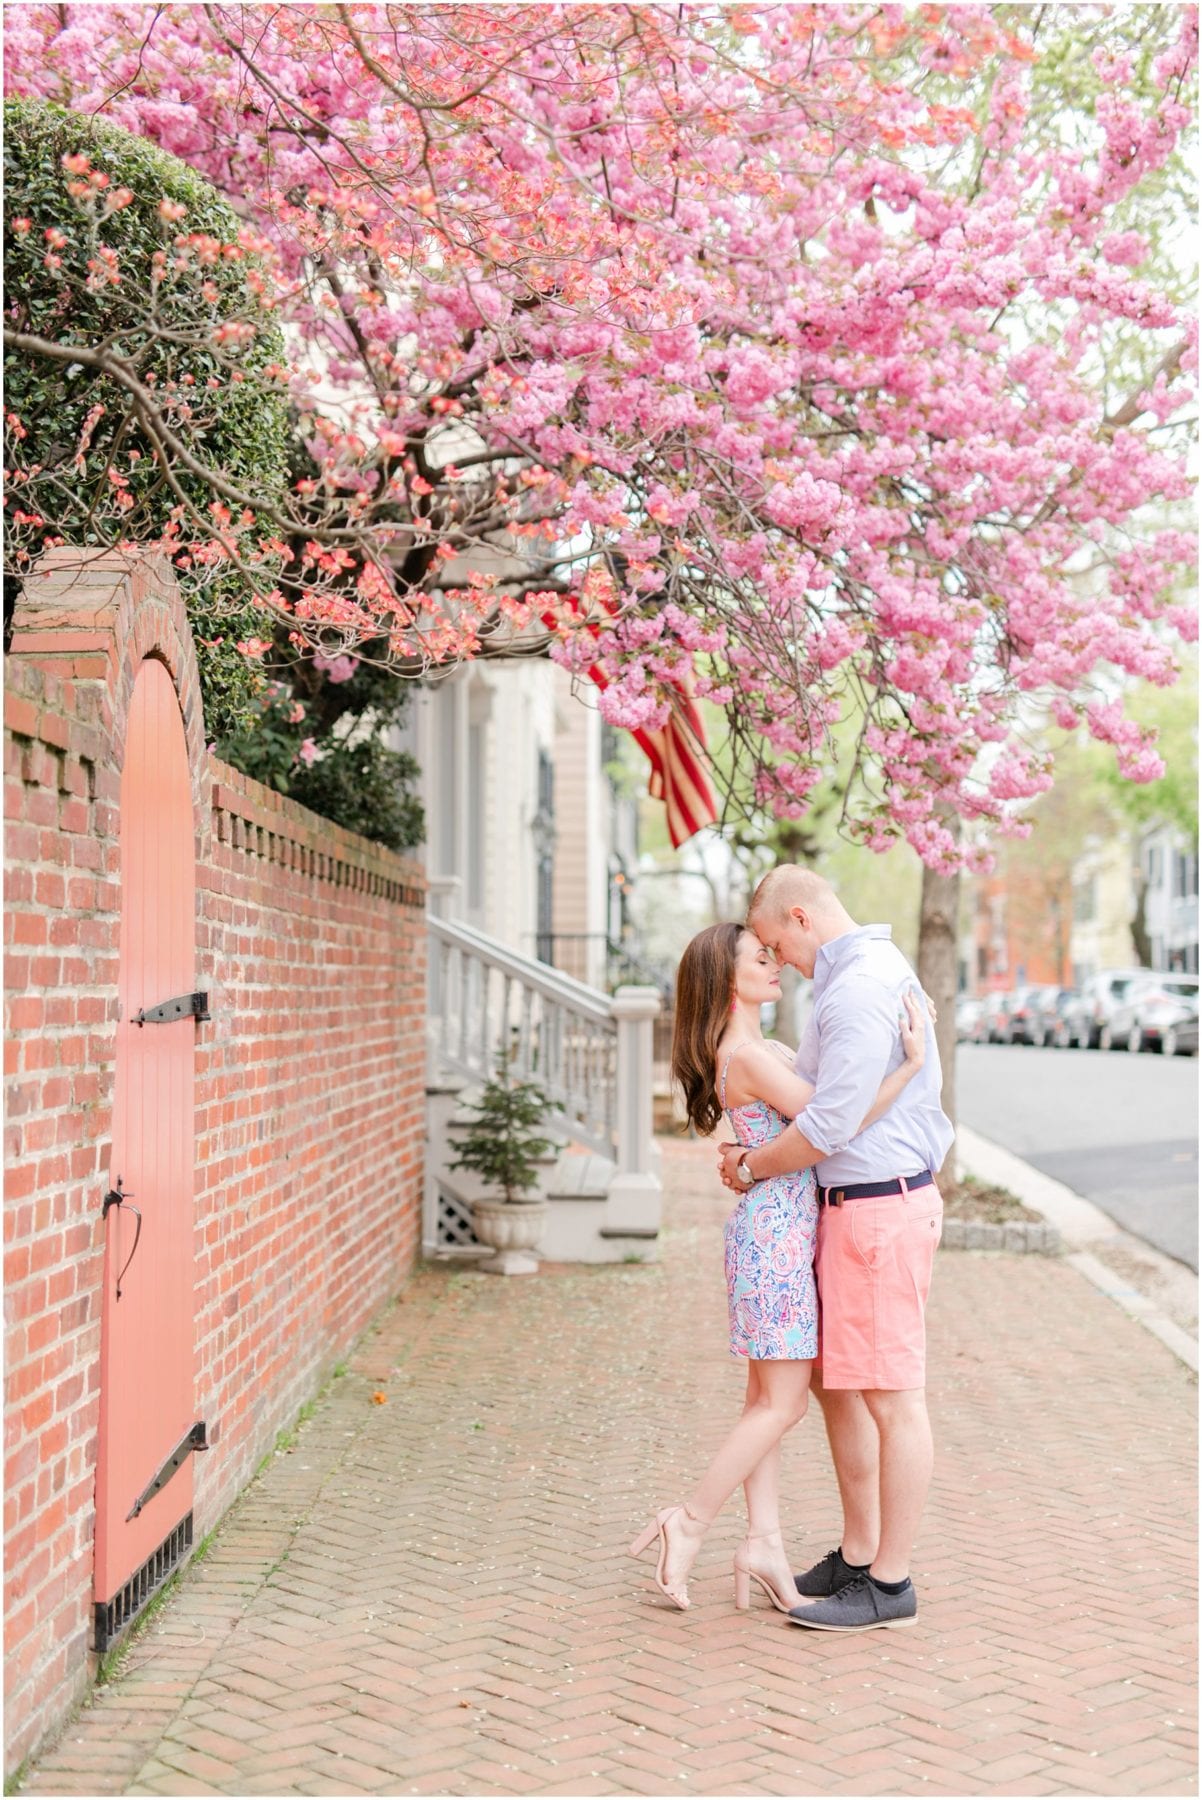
[4,3,1196,876]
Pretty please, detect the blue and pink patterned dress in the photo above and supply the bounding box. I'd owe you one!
[721,1048,819,1361]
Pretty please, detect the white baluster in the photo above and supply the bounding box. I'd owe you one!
[606,987,662,1234]
[503,979,518,1072]
[520,987,533,1078]
[439,940,452,1065]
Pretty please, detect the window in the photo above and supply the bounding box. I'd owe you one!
[1174,851,1199,899]
[532,749,555,963]
[432,689,459,874]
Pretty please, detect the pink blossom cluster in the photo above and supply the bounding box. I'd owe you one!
[4,3,1196,863]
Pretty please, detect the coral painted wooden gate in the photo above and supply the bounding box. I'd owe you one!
[94,657,202,1649]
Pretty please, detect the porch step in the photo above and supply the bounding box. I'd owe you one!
[426,914,663,1261]
[546,1148,615,1201]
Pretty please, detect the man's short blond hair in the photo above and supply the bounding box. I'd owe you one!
[748,865,838,926]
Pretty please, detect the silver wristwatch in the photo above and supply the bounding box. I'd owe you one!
[736,1152,756,1187]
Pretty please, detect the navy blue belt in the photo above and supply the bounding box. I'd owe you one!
[818,1170,935,1207]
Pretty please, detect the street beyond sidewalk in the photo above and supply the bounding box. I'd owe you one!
[958,1043,1198,1270]
[21,1140,1197,1799]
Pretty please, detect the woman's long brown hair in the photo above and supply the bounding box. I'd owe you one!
[671,922,744,1136]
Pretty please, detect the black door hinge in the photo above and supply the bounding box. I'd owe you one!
[132,991,209,1027]
[126,1423,209,1521]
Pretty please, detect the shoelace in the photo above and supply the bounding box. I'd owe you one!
[834,1573,874,1602]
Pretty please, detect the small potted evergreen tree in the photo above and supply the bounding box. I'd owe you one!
[447,1048,557,1274]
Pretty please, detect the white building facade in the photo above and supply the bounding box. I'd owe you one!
[1069,832,1138,981]
[1068,823,1200,980]
[1139,823,1200,974]
[405,659,637,973]
[407,656,663,1266]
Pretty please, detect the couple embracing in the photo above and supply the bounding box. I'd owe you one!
[630,866,953,1632]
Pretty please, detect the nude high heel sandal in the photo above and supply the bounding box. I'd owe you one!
[628,1504,707,1610]
[733,1529,798,1614]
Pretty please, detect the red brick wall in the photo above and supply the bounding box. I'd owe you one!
[193,764,425,1523]
[4,554,425,1775]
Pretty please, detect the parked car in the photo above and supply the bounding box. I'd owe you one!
[1107,974,1200,1054]
[955,995,986,1042]
[1029,986,1079,1048]
[980,992,1012,1043]
[1002,984,1062,1045]
[1057,968,1154,1049]
[1162,1009,1200,1058]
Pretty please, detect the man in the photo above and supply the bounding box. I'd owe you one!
[717,867,953,1632]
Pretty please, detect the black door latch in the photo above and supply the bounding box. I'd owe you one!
[101,1178,142,1299]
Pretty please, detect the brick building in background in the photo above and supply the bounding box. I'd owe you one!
[964,825,1199,995]
[4,553,425,1776]
[968,867,1073,994]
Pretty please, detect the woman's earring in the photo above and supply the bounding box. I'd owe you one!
[730,995,738,1014]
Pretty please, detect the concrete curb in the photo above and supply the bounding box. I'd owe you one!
[941,1216,1059,1254]
[956,1124,1199,1373]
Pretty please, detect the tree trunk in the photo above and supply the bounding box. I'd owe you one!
[1130,867,1152,967]
[917,857,961,1181]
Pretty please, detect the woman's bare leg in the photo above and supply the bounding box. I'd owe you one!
[741,1364,784,1532]
[660,1360,811,1595]
[739,1362,806,1595]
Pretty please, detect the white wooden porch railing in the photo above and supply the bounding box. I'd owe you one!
[427,914,661,1166]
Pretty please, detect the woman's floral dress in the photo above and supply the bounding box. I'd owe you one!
[721,1047,819,1361]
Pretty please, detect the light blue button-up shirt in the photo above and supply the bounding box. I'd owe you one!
[794,924,954,1186]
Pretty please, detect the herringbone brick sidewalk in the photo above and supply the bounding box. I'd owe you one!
[21,1139,1197,1797]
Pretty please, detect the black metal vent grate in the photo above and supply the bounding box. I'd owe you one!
[94,1512,193,1653]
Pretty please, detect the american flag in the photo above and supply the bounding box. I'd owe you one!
[541,598,718,847]
[607,676,718,849]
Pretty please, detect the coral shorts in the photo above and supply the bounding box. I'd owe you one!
[814,1179,943,1391]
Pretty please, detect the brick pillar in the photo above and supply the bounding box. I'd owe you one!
[4,552,206,1775]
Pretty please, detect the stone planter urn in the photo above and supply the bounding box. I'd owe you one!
[449,1051,557,1276]
[469,1197,548,1276]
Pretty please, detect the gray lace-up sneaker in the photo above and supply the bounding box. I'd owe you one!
[789,1572,917,1631]
[793,1546,865,1598]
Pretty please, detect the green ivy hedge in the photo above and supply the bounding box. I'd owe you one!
[5,99,424,853]
[4,96,288,740]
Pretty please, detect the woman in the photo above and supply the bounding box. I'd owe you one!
[629,921,926,1612]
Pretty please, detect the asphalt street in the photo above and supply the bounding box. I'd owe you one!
[957,1041,1199,1271]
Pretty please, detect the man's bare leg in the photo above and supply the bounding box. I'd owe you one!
[812,1368,881,1566]
[859,1387,933,1582]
